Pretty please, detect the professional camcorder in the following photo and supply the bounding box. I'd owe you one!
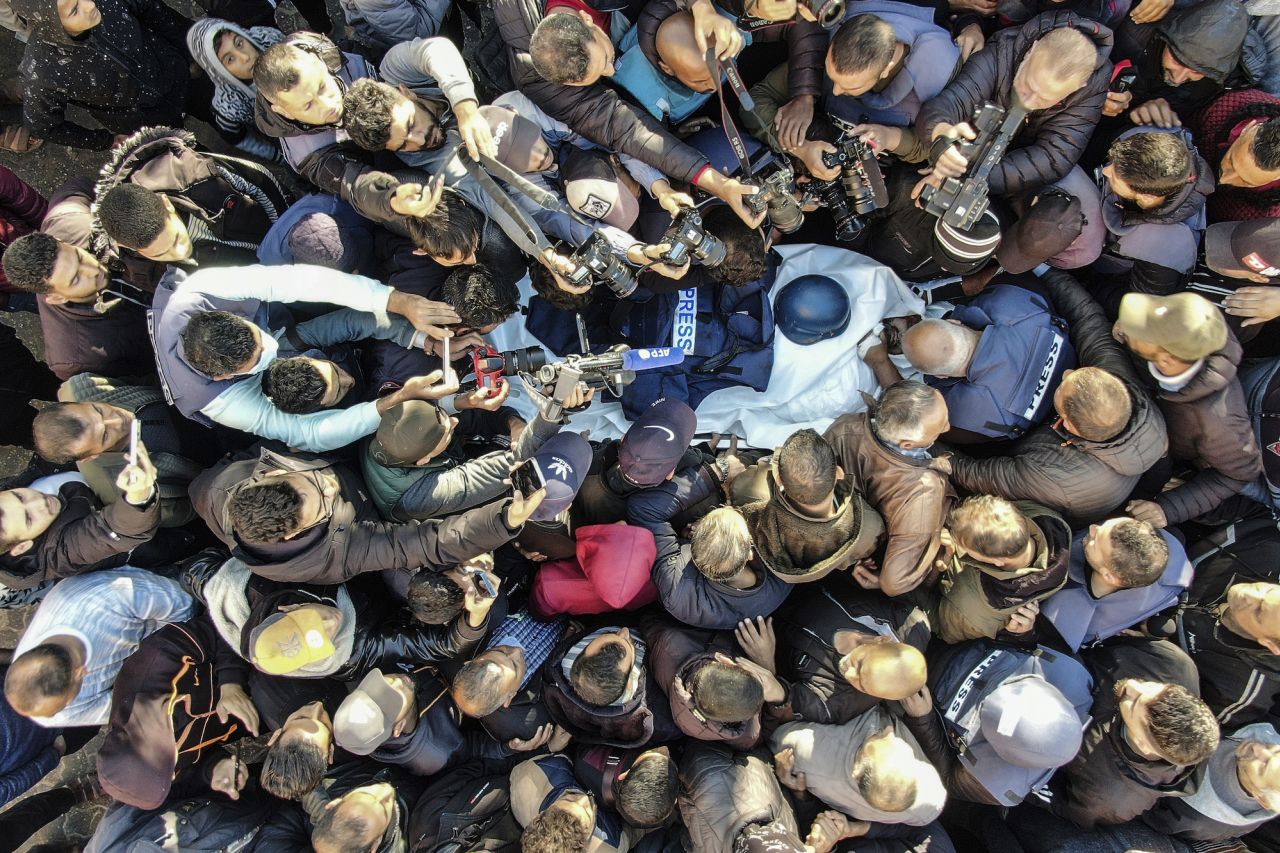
[744,161,805,233]
[660,208,727,268]
[920,101,1027,231]
[563,233,639,298]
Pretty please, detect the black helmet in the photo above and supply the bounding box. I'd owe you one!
[773,274,851,345]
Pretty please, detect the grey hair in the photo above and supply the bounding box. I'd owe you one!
[874,380,939,444]
[903,320,976,377]
[690,506,752,581]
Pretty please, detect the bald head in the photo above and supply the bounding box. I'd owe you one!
[656,12,717,93]
[902,320,980,378]
[841,642,927,700]
[1056,367,1131,441]
[854,728,921,813]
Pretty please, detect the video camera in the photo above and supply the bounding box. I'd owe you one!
[563,232,639,298]
[660,208,727,268]
[920,102,1027,231]
[809,129,889,243]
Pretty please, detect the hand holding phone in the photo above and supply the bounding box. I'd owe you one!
[127,419,141,466]
[464,565,498,598]
[511,458,547,500]
[442,334,455,387]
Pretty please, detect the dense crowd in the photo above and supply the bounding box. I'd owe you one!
[0,0,1277,849]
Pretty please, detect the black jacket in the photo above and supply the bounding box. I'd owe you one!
[14,0,191,149]
[1049,638,1204,829]
[1126,0,1250,120]
[406,761,522,852]
[916,11,1113,197]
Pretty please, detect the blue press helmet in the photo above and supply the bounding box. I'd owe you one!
[773,274,851,345]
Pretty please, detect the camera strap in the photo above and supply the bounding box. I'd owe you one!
[457,150,554,255]
[461,148,613,234]
[707,47,758,178]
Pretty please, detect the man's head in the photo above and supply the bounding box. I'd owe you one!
[1161,45,1207,87]
[826,14,900,97]
[1223,582,1280,654]
[439,265,519,334]
[1012,28,1098,111]
[228,470,340,544]
[255,40,344,126]
[481,104,554,173]
[613,748,678,828]
[1052,367,1132,441]
[404,188,484,266]
[406,568,467,624]
[704,205,767,287]
[1115,679,1219,765]
[873,381,949,450]
[312,782,398,853]
[0,488,63,556]
[334,669,417,754]
[32,402,133,465]
[1205,218,1280,283]
[1082,517,1170,588]
[5,642,85,719]
[902,319,980,379]
[689,507,753,582]
[1237,740,1280,811]
[3,233,108,302]
[1115,291,1229,376]
[182,310,270,379]
[838,640,927,700]
[775,428,839,508]
[1104,132,1194,208]
[570,627,637,707]
[263,357,355,414]
[250,603,344,675]
[852,725,924,813]
[261,701,333,800]
[1219,118,1280,188]
[654,12,716,93]
[98,186,193,262]
[342,80,446,153]
[947,495,1033,566]
[368,400,456,469]
[530,10,615,86]
[686,659,764,723]
[451,645,527,717]
[56,0,101,36]
[618,398,698,486]
[522,791,595,853]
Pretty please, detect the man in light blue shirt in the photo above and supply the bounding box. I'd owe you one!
[150,263,460,453]
[6,568,195,728]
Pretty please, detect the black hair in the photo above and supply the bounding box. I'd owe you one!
[688,661,763,723]
[98,184,169,250]
[403,188,484,260]
[228,480,305,544]
[263,357,330,414]
[1253,118,1280,171]
[182,310,259,377]
[451,657,512,717]
[406,571,466,624]
[261,737,328,800]
[615,751,678,828]
[829,14,896,75]
[1109,518,1172,587]
[777,428,837,505]
[530,12,594,84]
[312,795,379,853]
[704,206,766,287]
[253,40,309,98]
[32,405,92,466]
[2,233,60,294]
[1108,131,1194,198]
[6,644,76,710]
[341,78,398,151]
[569,641,629,707]
[530,261,594,312]
[440,265,519,330]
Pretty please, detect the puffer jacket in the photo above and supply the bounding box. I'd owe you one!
[406,762,521,853]
[1178,513,1280,728]
[0,480,160,590]
[13,0,191,150]
[1136,330,1263,525]
[776,585,932,724]
[190,449,519,585]
[1049,638,1205,830]
[678,743,800,853]
[491,0,709,185]
[950,271,1169,527]
[636,0,825,100]
[645,619,767,749]
[1126,0,1250,119]
[823,412,954,597]
[1190,88,1280,223]
[935,501,1072,644]
[916,11,1113,197]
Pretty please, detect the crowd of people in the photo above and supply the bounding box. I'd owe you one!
[0,0,1277,848]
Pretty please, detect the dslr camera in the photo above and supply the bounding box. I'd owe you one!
[744,160,804,234]
[563,232,639,298]
[810,131,889,243]
[919,101,1027,231]
[660,207,727,268]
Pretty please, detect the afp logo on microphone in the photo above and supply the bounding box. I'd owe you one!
[636,348,674,360]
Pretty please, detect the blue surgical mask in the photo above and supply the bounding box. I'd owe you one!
[243,331,279,376]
